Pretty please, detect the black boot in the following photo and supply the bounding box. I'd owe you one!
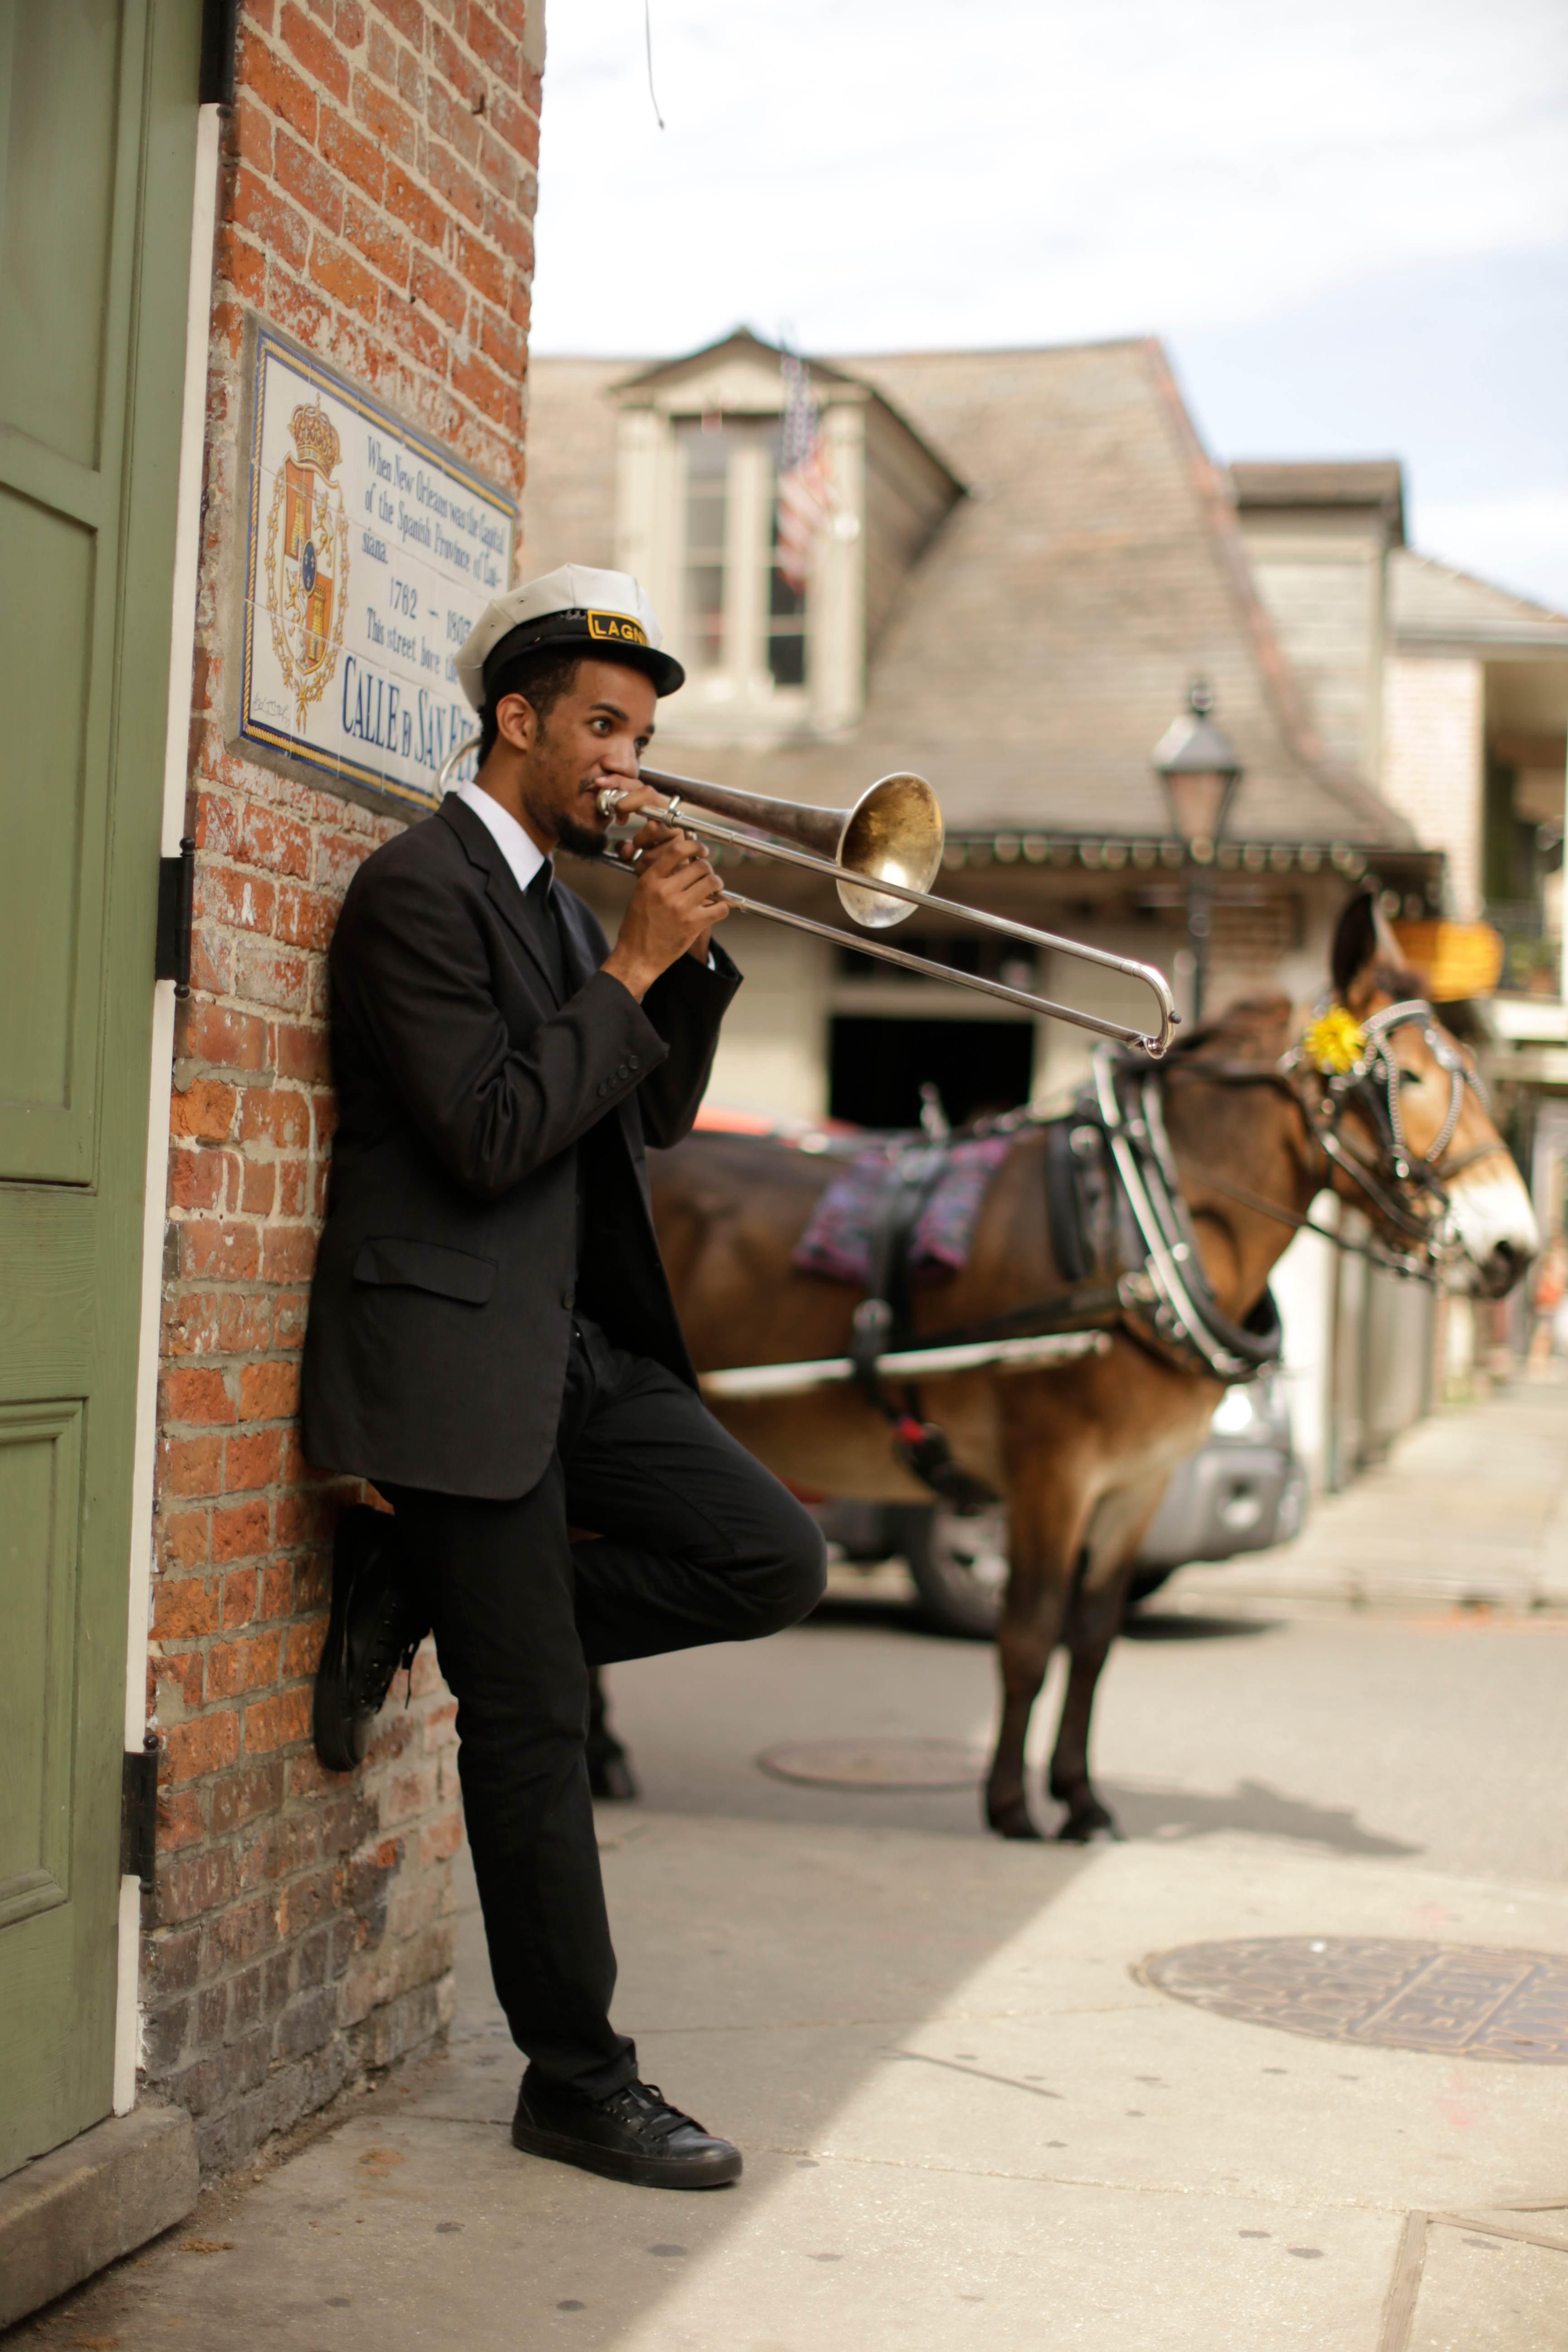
[511,2072,742,2190]
[312,1504,430,1773]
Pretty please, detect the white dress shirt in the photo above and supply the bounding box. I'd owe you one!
[454,777,549,897]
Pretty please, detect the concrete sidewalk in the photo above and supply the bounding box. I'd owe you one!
[1176,1373,1568,1616]
[15,1379,1568,2350]
[20,1818,1568,2350]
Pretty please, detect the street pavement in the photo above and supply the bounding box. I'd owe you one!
[14,1381,1568,2351]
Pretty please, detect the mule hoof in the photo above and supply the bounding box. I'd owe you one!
[588,1746,639,1803]
[1056,1804,1123,1845]
[987,1797,1044,1842]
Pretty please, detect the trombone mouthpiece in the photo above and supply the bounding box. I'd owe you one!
[595,787,626,818]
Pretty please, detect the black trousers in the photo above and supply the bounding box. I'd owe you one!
[384,1319,826,2097]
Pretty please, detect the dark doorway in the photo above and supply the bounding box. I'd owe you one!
[828,1018,1034,1130]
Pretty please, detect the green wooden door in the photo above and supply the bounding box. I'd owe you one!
[0,0,200,2174]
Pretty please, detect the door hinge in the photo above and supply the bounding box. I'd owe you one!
[155,838,196,997]
[121,1735,160,1891]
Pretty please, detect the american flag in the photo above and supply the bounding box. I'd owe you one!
[775,352,833,595]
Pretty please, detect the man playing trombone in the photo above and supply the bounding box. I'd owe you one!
[301,564,826,2190]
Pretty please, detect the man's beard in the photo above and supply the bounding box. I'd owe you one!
[554,814,606,861]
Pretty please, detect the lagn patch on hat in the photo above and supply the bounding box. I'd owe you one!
[586,611,649,649]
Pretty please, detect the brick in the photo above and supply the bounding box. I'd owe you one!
[463,3,520,83]
[273,882,339,952]
[164,1708,242,1784]
[217,1290,275,1354]
[411,248,467,331]
[309,229,381,322]
[478,305,526,378]
[177,1000,270,1073]
[430,20,485,109]
[343,192,411,289]
[397,42,426,111]
[377,288,451,376]
[235,934,310,1010]
[366,17,398,84]
[278,1156,310,1215]
[319,100,385,202]
[426,140,485,229]
[453,347,514,431]
[245,1686,313,1754]
[160,1432,226,1500]
[241,1156,278,1213]
[157,1847,234,1924]
[197,859,278,935]
[230,89,275,172]
[195,791,242,858]
[351,70,418,166]
[147,1927,202,2000]
[240,1359,301,1419]
[239,805,311,886]
[238,1084,313,1148]
[286,1617,327,1677]
[152,1650,205,1712]
[169,1144,225,1214]
[421,1809,464,1867]
[187,923,236,998]
[278,1865,338,1937]
[453,226,507,308]
[161,1367,236,1427]
[229,164,311,276]
[276,1021,332,1083]
[260,1560,296,1619]
[275,1289,313,1349]
[206,1896,279,1970]
[213,1498,273,1563]
[157,1510,211,1578]
[221,1567,259,1627]
[163,1289,221,1364]
[154,1576,220,1638]
[226,1426,285,1492]
[171,1079,238,1144]
[262,1224,319,1283]
[207,1631,284,1698]
[336,0,365,46]
[383,160,445,245]
[476,128,519,203]
[483,189,534,268]
[281,0,351,100]
[489,85,539,168]
[240,28,318,142]
[277,127,349,237]
[180,1217,262,1281]
[376,0,426,46]
[210,1760,284,1834]
[157,1785,206,1852]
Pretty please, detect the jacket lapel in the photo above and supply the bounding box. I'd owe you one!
[438,794,563,1006]
[554,888,600,994]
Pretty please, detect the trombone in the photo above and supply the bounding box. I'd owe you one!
[433,739,1177,1055]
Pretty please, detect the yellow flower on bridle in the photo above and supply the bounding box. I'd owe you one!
[1303,1005,1367,1075]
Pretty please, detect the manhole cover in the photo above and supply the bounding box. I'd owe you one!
[757,1738,985,1789]
[1139,1937,1568,2063]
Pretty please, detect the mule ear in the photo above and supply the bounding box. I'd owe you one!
[1331,890,1400,1011]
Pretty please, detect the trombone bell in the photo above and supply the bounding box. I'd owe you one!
[833,772,944,929]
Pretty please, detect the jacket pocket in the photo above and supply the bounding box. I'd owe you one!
[353,1236,497,1305]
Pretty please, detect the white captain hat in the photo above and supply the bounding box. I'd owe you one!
[455,564,684,711]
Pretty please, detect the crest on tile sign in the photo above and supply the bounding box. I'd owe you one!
[265,401,350,731]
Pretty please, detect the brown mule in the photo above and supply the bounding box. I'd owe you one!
[647,897,1535,1839]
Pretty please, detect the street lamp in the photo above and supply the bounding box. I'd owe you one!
[1153,679,1243,1021]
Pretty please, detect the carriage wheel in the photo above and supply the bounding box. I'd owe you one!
[895,1503,1010,1639]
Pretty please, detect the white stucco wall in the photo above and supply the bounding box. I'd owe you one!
[1380,655,1485,918]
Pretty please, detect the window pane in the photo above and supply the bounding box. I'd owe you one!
[677,421,732,670]
[768,496,808,687]
[767,628,806,688]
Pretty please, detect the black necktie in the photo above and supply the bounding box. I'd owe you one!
[524,860,566,1000]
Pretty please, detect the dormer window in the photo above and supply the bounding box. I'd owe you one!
[674,418,809,700]
[613,330,965,744]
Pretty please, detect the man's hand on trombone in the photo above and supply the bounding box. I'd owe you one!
[597,784,729,1000]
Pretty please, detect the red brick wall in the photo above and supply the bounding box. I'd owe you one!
[144,0,540,2177]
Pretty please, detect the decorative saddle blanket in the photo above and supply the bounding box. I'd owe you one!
[793,1136,1012,1285]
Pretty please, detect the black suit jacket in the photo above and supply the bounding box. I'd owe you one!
[300,793,740,1499]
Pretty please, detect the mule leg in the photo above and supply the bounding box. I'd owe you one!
[985,1477,1092,1842]
[1048,1476,1167,1842]
[585,1664,638,1803]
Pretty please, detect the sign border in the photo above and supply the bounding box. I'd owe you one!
[238,322,514,812]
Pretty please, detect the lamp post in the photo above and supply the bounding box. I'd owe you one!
[1153,679,1243,1022]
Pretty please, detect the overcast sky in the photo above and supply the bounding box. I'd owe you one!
[530,0,1568,610]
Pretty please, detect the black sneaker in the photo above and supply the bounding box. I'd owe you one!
[511,2072,742,2190]
[312,1504,430,1774]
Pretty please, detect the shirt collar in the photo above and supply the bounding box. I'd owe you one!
[453,778,549,899]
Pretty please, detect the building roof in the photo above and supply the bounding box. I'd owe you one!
[1389,550,1568,655]
[522,334,1417,848]
[1230,460,1406,543]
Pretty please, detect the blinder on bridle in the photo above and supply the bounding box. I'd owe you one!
[1287,997,1493,1261]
